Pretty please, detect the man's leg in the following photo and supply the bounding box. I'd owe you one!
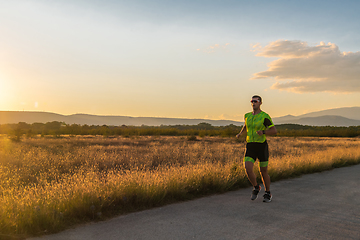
[260,166,272,202]
[244,160,257,187]
[245,159,262,200]
[260,166,271,192]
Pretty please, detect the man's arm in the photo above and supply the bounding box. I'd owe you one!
[236,124,246,138]
[256,126,277,136]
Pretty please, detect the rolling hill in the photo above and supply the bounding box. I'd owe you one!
[0,106,359,127]
[295,107,360,120]
[0,111,243,126]
[275,115,360,127]
[272,107,360,126]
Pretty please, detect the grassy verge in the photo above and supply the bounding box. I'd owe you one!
[0,136,360,239]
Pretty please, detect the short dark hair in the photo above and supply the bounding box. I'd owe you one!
[252,95,262,102]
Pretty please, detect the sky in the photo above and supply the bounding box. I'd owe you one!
[1,0,360,121]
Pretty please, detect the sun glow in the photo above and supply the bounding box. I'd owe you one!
[0,74,13,110]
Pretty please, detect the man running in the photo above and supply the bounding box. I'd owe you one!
[236,95,277,202]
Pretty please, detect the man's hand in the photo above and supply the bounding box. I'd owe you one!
[256,130,264,136]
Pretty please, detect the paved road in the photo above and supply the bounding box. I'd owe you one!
[29,165,360,240]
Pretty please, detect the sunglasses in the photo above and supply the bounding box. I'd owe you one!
[250,99,260,103]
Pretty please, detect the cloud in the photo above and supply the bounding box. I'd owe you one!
[250,43,261,52]
[252,40,360,93]
[218,113,242,121]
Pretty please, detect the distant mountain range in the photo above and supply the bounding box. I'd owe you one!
[0,106,360,127]
[272,107,360,126]
[0,111,242,127]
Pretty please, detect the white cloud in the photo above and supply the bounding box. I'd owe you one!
[252,40,360,93]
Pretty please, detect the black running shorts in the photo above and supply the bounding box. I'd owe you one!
[244,141,269,167]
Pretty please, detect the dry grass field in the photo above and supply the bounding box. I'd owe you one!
[1,135,360,239]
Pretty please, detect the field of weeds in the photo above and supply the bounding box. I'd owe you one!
[1,135,360,238]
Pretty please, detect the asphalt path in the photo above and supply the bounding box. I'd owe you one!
[29,164,360,240]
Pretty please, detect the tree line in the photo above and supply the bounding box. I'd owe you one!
[1,121,360,141]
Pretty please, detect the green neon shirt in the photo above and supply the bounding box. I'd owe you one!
[245,111,274,143]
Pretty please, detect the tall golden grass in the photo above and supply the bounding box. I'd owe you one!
[1,135,360,238]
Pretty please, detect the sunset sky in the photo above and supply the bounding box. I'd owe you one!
[1,0,360,121]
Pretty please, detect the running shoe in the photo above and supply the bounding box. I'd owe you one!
[263,192,272,203]
[251,185,261,200]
